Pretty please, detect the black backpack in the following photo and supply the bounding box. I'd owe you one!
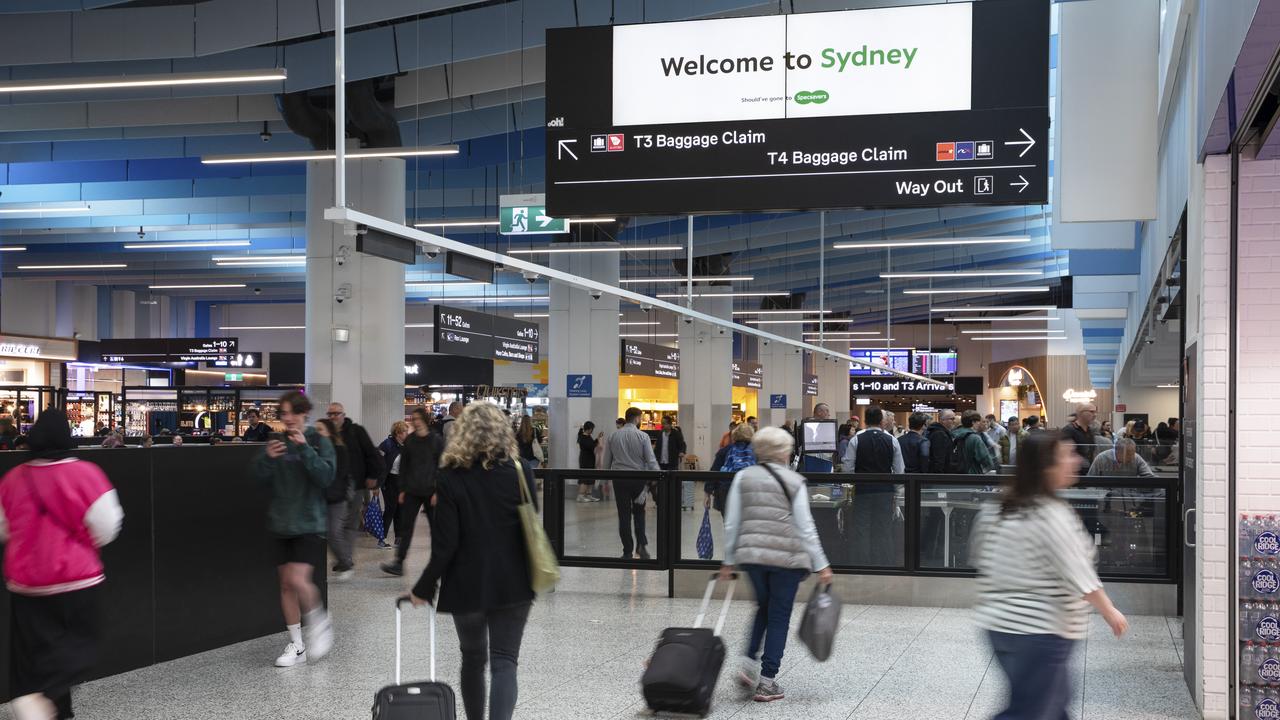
[945,432,970,474]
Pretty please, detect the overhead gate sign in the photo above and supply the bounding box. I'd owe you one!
[545,0,1049,215]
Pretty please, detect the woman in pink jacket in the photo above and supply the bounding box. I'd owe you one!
[0,409,124,720]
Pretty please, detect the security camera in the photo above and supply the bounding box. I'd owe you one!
[253,288,262,295]
[335,246,350,267]
[335,293,345,304]
[590,290,603,300]
[640,303,653,312]
[683,316,693,325]
[423,246,440,260]
[137,227,146,239]
[763,340,770,347]
[522,270,540,283]
[260,121,272,142]
[334,283,352,305]
[716,327,726,336]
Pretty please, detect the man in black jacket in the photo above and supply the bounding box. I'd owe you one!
[899,412,932,473]
[382,407,444,577]
[926,409,958,473]
[655,415,686,471]
[1062,402,1099,471]
[325,403,385,575]
[241,408,271,442]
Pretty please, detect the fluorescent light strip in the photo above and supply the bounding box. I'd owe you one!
[413,220,500,228]
[508,245,683,255]
[802,332,886,337]
[942,316,1056,322]
[879,270,1043,279]
[0,246,26,252]
[124,241,251,249]
[18,263,126,270]
[0,205,91,215]
[619,321,661,326]
[1157,383,1180,389]
[904,287,1050,295]
[515,313,550,319]
[931,306,1058,313]
[202,145,459,165]
[214,260,306,267]
[150,283,247,289]
[968,336,1068,341]
[962,328,1066,335]
[732,309,833,316]
[834,236,1030,250]
[656,291,788,299]
[746,319,873,327]
[212,255,302,261]
[0,68,286,94]
[620,275,754,284]
[427,296,549,303]
[620,333,678,338]
[219,326,304,330]
[406,281,491,288]
[405,323,435,329]
[568,217,618,224]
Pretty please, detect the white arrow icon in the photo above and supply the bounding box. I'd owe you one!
[1004,128,1035,157]
[1011,175,1030,193]
[536,214,555,228]
[557,138,579,161]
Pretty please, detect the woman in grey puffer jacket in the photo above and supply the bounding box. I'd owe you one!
[719,426,833,704]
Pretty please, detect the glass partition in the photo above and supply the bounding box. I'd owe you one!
[555,470,663,565]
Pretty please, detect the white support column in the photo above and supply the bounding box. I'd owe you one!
[679,297,733,469]
[55,281,98,341]
[110,290,136,339]
[547,251,620,469]
[761,324,806,426]
[305,156,406,432]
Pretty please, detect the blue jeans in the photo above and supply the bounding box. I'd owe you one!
[987,631,1075,720]
[742,564,807,679]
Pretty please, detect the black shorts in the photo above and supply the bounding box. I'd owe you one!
[274,534,325,566]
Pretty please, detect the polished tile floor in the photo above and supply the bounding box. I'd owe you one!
[3,517,1197,720]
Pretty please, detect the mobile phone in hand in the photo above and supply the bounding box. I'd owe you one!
[268,432,287,444]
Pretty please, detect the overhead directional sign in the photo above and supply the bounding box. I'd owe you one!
[499,193,569,235]
[621,339,680,379]
[434,306,540,363]
[545,0,1049,215]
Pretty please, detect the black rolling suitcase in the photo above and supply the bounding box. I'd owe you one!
[641,573,737,717]
[371,598,457,719]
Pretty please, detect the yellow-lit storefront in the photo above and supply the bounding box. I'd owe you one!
[993,364,1046,423]
[731,360,763,423]
[618,373,678,430]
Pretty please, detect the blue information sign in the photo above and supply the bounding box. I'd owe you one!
[769,394,787,409]
[567,374,593,398]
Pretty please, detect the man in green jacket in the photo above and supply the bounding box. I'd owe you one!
[998,416,1030,466]
[252,389,337,669]
[951,410,999,474]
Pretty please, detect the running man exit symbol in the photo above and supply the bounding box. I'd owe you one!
[511,207,528,232]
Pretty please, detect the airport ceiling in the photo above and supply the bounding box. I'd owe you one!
[0,0,1065,329]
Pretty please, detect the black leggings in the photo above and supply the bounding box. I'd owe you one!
[11,585,102,719]
[453,602,532,720]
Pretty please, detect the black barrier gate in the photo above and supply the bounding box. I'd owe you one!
[536,469,1179,596]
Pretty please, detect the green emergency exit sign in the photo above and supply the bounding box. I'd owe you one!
[499,193,568,235]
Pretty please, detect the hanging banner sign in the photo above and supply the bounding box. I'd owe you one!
[731,360,764,389]
[621,339,680,379]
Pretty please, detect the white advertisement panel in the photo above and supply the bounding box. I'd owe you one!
[611,4,972,127]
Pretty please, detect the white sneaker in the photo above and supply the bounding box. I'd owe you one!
[737,656,761,691]
[576,495,593,503]
[305,614,334,662]
[331,569,354,582]
[11,693,57,720]
[274,642,307,667]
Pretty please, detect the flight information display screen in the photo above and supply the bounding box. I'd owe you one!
[913,350,959,376]
[545,0,1049,216]
[849,348,913,376]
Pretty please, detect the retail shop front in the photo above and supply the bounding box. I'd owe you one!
[0,333,76,433]
[731,360,762,423]
[619,339,679,429]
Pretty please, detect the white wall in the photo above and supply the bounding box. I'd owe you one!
[1111,381,1180,428]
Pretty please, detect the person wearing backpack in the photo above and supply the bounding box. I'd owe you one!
[843,406,903,566]
[719,426,831,703]
[707,422,756,515]
[951,410,1000,475]
[926,410,958,473]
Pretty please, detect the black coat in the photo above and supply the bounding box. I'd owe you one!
[412,458,538,613]
[242,422,271,442]
[325,443,352,504]
[400,431,445,498]
[339,418,384,486]
[655,429,686,466]
[925,422,953,473]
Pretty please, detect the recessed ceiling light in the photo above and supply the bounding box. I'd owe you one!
[968,336,1069,341]
[427,296,549,303]
[0,68,286,94]
[149,283,247,289]
[903,287,1050,295]
[834,236,1030,250]
[732,309,833,316]
[514,313,550,319]
[201,145,459,164]
[18,263,127,270]
[413,220,500,229]
[404,323,435,328]
[219,325,306,330]
[405,281,492,288]
[620,333,678,338]
[507,245,683,255]
[942,316,1057,322]
[961,328,1066,334]
[620,276,754,284]
[745,319,871,327]
[0,246,26,252]
[802,331,886,337]
[214,260,307,267]
[124,241,252,249]
[619,321,661,326]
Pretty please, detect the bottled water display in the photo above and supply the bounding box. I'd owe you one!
[1240,514,1280,716]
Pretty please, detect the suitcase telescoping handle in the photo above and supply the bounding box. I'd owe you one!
[693,572,737,636]
[394,596,437,686]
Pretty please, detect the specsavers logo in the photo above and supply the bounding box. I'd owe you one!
[794,90,829,105]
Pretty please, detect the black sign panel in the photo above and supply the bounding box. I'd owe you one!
[621,339,680,379]
[100,338,237,364]
[731,361,764,389]
[850,378,955,396]
[433,306,540,364]
[804,373,819,397]
[545,0,1049,215]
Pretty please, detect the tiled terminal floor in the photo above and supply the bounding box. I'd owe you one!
[3,519,1197,720]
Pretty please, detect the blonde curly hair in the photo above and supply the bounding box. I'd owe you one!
[439,403,519,470]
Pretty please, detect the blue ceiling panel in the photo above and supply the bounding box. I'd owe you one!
[1082,327,1125,337]
[81,178,192,201]
[126,157,243,182]
[7,159,127,184]
[192,175,304,197]
[1069,247,1142,276]
[0,182,82,202]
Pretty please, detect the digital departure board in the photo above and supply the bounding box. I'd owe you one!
[731,360,764,389]
[913,350,959,376]
[434,306,540,364]
[100,338,238,364]
[849,348,913,376]
[621,339,680,379]
[545,0,1049,215]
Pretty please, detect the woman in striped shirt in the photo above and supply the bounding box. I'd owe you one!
[971,432,1129,719]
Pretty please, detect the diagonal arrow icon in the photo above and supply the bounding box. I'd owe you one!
[557,138,579,161]
[1003,128,1036,158]
[1010,175,1030,193]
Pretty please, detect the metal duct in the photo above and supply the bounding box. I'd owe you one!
[275,77,401,151]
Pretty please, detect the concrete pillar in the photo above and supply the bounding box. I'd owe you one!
[55,282,98,341]
[110,290,136,338]
[760,326,806,427]
[305,157,406,433]
[547,251,620,469]
[816,351,851,421]
[1,279,57,337]
[678,297,732,468]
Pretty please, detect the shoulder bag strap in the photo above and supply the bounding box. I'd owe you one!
[513,459,532,507]
[758,462,793,504]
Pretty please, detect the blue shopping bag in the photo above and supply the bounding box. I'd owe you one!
[696,507,714,560]
[364,493,386,541]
